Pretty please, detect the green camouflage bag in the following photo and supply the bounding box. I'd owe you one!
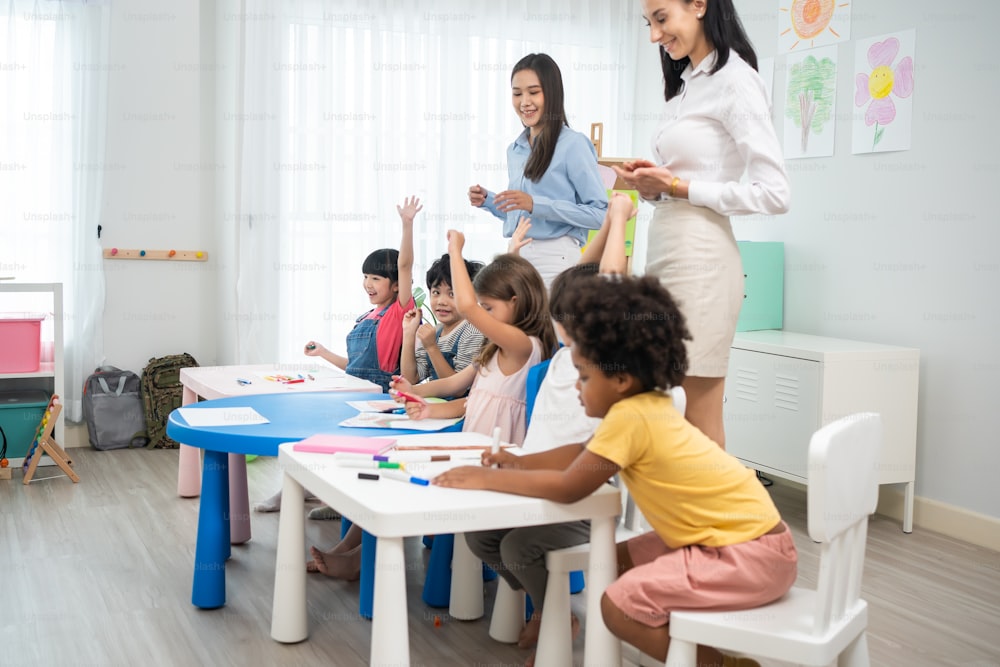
[141,353,199,449]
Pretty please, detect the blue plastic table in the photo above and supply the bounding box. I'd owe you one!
[166,391,459,610]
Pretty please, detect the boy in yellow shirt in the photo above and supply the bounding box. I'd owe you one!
[434,273,797,666]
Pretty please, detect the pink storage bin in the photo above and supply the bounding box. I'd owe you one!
[0,313,45,373]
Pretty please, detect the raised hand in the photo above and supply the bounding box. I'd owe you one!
[507,216,533,255]
[447,229,466,255]
[396,195,423,223]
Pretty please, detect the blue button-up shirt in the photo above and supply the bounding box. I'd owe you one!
[482,126,608,246]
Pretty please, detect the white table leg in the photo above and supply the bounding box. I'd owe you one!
[177,385,202,497]
[449,532,484,620]
[270,474,307,643]
[584,516,620,667]
[371,536,409,666]
[228,453,251,544]
[903,480,914,533]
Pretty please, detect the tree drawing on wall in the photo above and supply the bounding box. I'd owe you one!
[785,54,836,153]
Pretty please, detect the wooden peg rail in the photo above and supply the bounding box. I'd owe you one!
[103,248,208,261]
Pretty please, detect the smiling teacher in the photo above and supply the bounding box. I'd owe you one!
[468,53,608,289]
[615,0,790,451]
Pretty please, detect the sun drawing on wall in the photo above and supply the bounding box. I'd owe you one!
[779,0,848,51]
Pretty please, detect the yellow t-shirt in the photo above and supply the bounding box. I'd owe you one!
[586,391,780,549]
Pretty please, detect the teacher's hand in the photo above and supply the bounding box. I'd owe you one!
[614,163,673,200]
[468,184,487,207]
[494,190,533,214]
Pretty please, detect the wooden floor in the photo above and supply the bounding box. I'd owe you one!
[1,448,998,667]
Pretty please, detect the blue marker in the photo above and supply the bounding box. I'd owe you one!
[379,469,430,486]
[236,378,252,386]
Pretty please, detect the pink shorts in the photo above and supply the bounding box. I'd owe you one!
[604,524,798,627]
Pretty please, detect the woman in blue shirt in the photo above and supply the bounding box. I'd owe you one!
[468,53,608,288]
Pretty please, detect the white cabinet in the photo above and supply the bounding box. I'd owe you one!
[724,330,919,532]
[0,282,64,460]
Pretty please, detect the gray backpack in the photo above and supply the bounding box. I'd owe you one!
[82,366,148,450]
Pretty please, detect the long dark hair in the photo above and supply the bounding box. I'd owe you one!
[659,0,758,102]
[511,53,567,182]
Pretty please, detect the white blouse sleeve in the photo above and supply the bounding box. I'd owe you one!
[687,73,791,217]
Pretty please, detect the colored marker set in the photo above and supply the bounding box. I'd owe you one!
[264,373,308,384]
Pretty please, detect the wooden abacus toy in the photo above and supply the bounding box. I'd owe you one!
[22,395,79,484]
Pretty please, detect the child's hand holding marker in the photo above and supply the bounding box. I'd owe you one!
[389,387,431,420]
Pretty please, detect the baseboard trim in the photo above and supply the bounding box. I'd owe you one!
[877,488,1000,552]
[771,477,1000,552]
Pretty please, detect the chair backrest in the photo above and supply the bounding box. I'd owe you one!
[807,412,883,634]
[622,386,687,531]
[524,358,552,427]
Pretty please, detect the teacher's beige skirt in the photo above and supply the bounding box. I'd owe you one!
[645,200,743,378]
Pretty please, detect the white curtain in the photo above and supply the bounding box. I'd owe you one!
[232,0,639,364]
[0,0,109,421]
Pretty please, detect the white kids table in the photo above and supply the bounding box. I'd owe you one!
[271,439,623,666]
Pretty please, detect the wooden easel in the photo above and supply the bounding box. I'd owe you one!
[22,395,79,484]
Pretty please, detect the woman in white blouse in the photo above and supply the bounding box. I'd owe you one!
[615,0,790,449]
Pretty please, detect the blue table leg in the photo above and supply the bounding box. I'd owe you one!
[192,449,229,608]
[421,533,454,608]
[359,529,377,619]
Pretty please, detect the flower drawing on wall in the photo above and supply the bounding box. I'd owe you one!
[854,37,914,150]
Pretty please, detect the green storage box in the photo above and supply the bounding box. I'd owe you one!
[0,390,50,461]
[737,241,784,332]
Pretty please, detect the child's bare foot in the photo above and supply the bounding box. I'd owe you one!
[307,504,341,520]
[309,544,362,580]
[254,489,319,512]
[517,614,580,652]
[518,613,542,649]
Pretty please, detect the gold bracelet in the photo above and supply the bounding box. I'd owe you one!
[669,177,680,197]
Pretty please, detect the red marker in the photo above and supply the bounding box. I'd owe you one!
[390,388,426,404]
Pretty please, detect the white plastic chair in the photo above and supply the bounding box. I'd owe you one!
[533,387,686,666]
[664,412,883,667]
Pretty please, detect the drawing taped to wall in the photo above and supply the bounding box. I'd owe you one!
[852,30,915,154]
[784,45,838,158]
[778,0,851,52]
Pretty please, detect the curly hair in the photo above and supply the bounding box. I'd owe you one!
[425,253,484,290]
[472,253,557,365]
[561,274,691,390]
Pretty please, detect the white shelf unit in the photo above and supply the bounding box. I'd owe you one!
[0,282,65,463]
[724,330,919,532]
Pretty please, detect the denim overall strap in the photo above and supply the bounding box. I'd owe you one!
[344,304,396,391]
[427,324,465,381]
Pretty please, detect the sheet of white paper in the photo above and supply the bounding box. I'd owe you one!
[177,407,269,427]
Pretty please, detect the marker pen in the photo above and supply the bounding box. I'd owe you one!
[490,426,501,468]
[236,378,252,386]
[337,460,403,470]
[357,472,379,481]
[379,469,430,486]
[332,452,390,462]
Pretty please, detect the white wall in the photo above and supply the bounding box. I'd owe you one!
[93,0,999,523]
[630,0,1000,521]
[101,0,218,374]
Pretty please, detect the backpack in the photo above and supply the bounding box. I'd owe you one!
[82,366,148,450]
[141,353,199,449]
